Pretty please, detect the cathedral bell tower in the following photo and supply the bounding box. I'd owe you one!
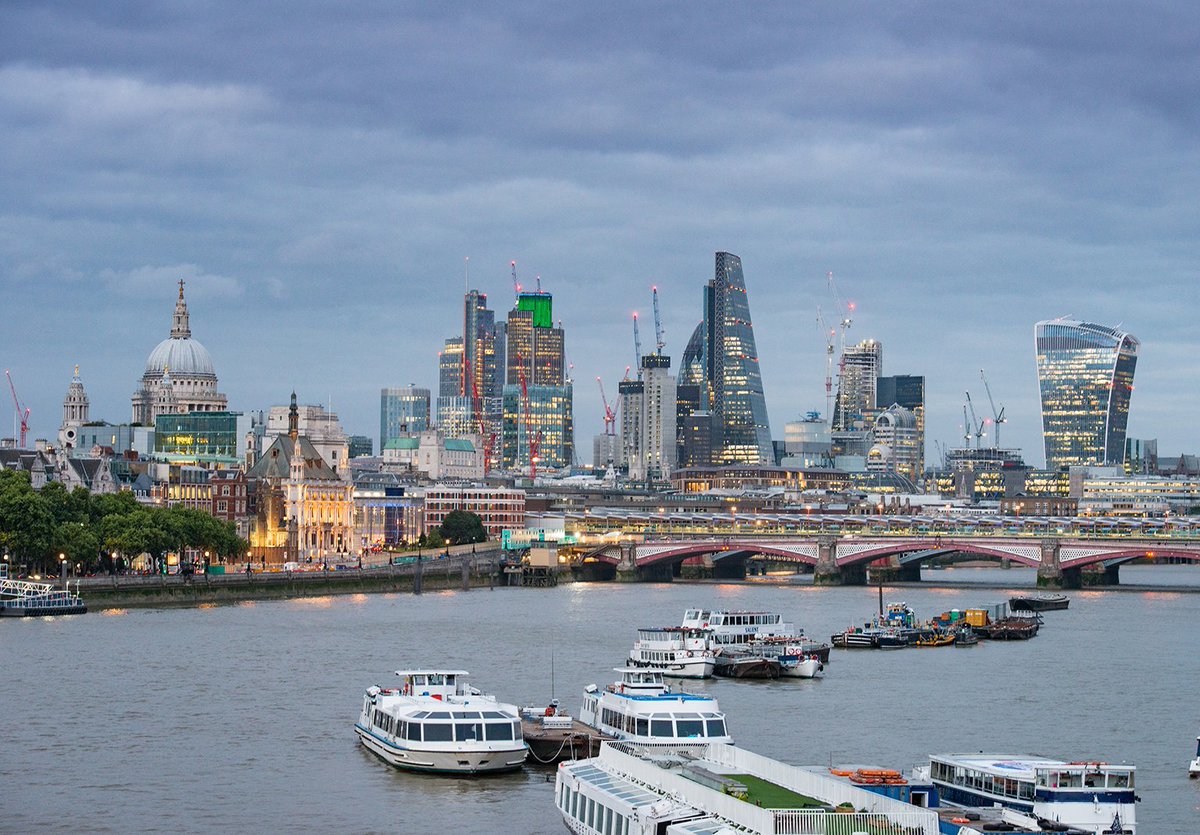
[58,365,90,452]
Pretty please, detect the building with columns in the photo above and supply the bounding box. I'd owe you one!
[131,280,228,425]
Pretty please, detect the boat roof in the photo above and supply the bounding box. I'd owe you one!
[931,754,1132,775]
[394,669,470,676]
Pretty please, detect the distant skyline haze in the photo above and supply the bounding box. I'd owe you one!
[1,3,1197,466]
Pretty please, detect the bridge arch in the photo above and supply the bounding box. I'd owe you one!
[1065,548,1200,570]
[636,542,819,569]
[836,540,1042,569]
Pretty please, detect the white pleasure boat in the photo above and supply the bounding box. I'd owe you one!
[627,627,715,679]
[920,753,1137,833]
[579,668,732,746]
[1190,736,1200,778]
[354,669,527,774]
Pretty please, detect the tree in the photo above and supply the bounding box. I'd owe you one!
[425,528,445,549]
[0,473,55,572]
[438,510,486,545]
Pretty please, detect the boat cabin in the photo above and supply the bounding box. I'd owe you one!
[580,669,732,745]
[393,669,471,700]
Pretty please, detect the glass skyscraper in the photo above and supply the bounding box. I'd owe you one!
[1035,319,1139,470]
[706,252,773,464]
[380,386,431,450]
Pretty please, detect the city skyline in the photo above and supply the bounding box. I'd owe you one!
[2,5,1198,464]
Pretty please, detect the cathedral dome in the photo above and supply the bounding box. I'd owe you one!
[144,337,216,378]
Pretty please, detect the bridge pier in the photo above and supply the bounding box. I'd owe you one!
[1037,539,1064,588]
[813,536,842,585]
[616,544,641,582]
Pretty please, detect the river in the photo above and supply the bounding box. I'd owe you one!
[2,565,1198,833]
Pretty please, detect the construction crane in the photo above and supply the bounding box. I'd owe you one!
[980,369,1007,449]
[597,377,617,436]
[6,370,30,449]
[826,271,855,429]
[462,355,495,475]
[510,260,521,299]
[651,286,665,355]
[632,312,642,371]
[815,306,836,424]
[965,391,986,446]
[961,404,973,448]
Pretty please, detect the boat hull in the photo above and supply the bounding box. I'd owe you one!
[355,724,526,774]
[627,657,714,679]
[713,657,780,678]
[1189,757,1200,778]
[1009,594,1069,611]
[779,658,824,678]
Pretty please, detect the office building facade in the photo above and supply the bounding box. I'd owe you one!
[1035,319,1139,469]
[380,385,431,451]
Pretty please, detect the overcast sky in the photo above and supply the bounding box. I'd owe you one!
[2,2,1197,466]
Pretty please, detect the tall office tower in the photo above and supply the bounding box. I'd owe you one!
[638,354,677,481]
[380,386,431,450]
[831,338,883,457]
[436,337,471,437]
[1035,319,1139,469]
[500,291,574,471]
[678,252,772,465]
[876,374,926,477]
[676,323,708,467]
[434,291,503,463]
[618,378,644,476]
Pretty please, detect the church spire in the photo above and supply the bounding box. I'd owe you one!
[171,279,191,339]
[288,391,299,441]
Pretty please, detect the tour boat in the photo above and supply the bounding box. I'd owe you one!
[919,753,1137,833]
[578,668,733,746]
[1189,736,1200,778]
[627,627,715,679]
[0,565,87,617]
[681,608,799,644]
[354,669,526,774]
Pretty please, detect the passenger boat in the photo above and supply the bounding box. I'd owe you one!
[681,608,798,644]
[627,627,715,679]
[919,753,1137,833]
[1189,736,1200,778]
[519,699,613,765]
[578,668,733,746]
[1009,593,1070,611]
[0,565,87,617]
[354,670,526,774]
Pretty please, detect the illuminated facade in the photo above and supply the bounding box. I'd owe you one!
[867,405,920,482]
[501,383,574,471]
[682,253,772,465]
[1035,319,1139,469]
[832,339,883,457]
[154,411,245,465]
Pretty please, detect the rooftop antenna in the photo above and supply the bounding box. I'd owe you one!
[464,256,469,293]
[651,285,665,355]
[536,274,542,293]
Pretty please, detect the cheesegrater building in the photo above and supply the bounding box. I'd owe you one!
[1035,318,1139,470]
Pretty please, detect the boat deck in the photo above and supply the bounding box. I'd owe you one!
[521,717,613,765]
[722,773,823,809]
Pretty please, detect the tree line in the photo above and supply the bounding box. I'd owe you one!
[0,470,247,575]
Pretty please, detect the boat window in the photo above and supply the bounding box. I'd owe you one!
[706,718,726,737]
[397,721,406,738]
[455,723,484,742]
[412,675,426,685]
[482,711,505,719]
[676,719,704,737]
[484,722,514,741]
[635,717,648,736]
[405,722,422,741]
[458,711,482,719]
[650,719,673,737]
[1083,772,1101,788]
[423,723,453,742]
[428,712,451,719]
[410,711,429,719]
[427,674,445,685]
[1019,781,1034,800]
[1057,771,1082,788]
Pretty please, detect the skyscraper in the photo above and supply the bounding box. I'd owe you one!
[638,354,677,481]
[831,338,883,458]
[1035,319,1139,469]
[876,374,925,477]
[380,386,431,450]
[501,290,574,472]
[679,252,772,465]
[435,290,502,464]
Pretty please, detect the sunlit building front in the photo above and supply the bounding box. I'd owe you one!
[1035,318,1139,470]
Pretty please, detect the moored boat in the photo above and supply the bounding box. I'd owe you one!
[920,753,1137,833]
[0,565,87,616]
[1190,736,1200,778]
[952,626,979,646]
[579,668,733,746]
[627,627,715,679]
[354,670,526,774]
[976,616,1040,640]
[519,700,613,764]
[1009,593,1070,611]
[712,649,781,679]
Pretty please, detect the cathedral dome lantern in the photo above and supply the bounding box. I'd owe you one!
[132,281,228,424]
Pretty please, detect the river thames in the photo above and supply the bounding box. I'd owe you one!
[2,565,1198,833]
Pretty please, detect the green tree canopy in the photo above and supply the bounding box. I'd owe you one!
[438,510,487,545]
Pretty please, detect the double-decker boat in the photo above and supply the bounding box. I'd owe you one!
[919,753,1137,833]
[627,627,715,679]
[681,607,831,662]
[579,668,733,746]
[354,670,526,774]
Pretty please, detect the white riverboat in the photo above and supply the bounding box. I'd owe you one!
[681,608,798,644]
[555,741,941,835]
[1189,736,1200,778]
[920,753,1137,833]
[627,627,715,679]
[354,670,526,774]
[578,668,732,746]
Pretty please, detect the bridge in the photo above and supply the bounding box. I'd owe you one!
[561,511,1200,587]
